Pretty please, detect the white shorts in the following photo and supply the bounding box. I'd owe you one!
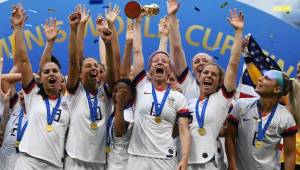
[126,154,177,170]
[64,155,105,170]
[14,153,62,170]
[0,152,20,170]
[188,161,218,170]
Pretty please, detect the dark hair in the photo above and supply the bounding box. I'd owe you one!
[113,78,136,97]
[39,55,61,75]
[80,57,99,72]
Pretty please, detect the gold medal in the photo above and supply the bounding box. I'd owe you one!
[15,141,20,147]
[198,128,206,136]
[90,122,98,130]
[46,124,54,132]
[105,146,112,153]
[255,141,263,149]
[155,116,162,124]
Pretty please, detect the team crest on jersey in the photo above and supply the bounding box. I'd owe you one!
[167,97,175,107]
[61,101,69,111]
[267,122,278,134]
[98,90,106,102]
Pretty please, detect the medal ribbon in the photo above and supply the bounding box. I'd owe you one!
[85,88,99,123]
[16,108,28,142]
[257,101,278,141]
[195,97,209,129]
[45,97,61,126]
[151,84,170,117]
[106,113,115,148]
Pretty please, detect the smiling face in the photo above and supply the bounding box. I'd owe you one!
[80,58,100,86]
[149,53,171,83]
[192,53,214,80]
[199,64,222,97]
[40,62,62,95]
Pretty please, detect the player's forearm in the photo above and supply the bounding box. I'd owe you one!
[40,41,54,68]
[77,23,86,62]
[178,118,191,162]
[114,104,126,137]
[121,40,133,78]
[158,35,168,52]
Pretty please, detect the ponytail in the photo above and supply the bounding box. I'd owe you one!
[288,79,300,126]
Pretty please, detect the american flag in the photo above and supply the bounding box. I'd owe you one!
[238,34,281,98]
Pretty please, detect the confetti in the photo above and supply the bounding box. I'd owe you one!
[194,7,200,12]
[26,9,38,13]
[213,56,219,60]
[25,24,33,27]
[272,5,291,13]
[89,0,103,4]
[220,2,228,8]
[94,39,99,44]
[102,5,109,9]
[48,8,56,13]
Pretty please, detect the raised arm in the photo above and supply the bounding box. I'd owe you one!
[132,14,145,77]
[99,38,106,65]
[105,4,121,74]
[66,9,81,91]
[77,4,90,62]
[167,0,187,77]
[40,18,60,68]
[158,17,169,52]
[97,17,116,91]
[11,5,33,87]
[105,3,121,75]
[223,9,244,92]
[120,20,134,79]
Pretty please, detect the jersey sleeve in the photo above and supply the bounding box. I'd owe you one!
[281,111,297,137]
[175,92,191,119]
[132,70,149,90]
[177,67,199,101]
[227,100,241,128]
[22,79,39,110]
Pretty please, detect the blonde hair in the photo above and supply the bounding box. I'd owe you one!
[288,79,300,126]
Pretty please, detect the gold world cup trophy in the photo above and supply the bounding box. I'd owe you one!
[125,1,159,19]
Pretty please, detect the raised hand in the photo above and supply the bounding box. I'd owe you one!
[10,4,27,28]
[159,17,169,36]
[77,4,90,24]
[126,20,134,41]
[96,16,112,43]
[167,0,180,16]
[227,9,244,30]
[68,7,81,30]
[105,3,121,26]
[44,18,60,42]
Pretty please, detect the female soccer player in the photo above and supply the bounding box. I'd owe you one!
[11,5,70,169]
[64,5,117,170]
[226,70,300,170]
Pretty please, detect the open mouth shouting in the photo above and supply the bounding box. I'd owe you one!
[48,77,57,86]
[203,79,213,89]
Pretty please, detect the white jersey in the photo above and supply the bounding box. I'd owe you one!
[66,82,112,163]
[0,96,27,170]
[227,98,297,170]
[107,107,134,170]
[19,82,70,168]
[128,70,190,159]
[188,87,234,164]
[177,67,199,101]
